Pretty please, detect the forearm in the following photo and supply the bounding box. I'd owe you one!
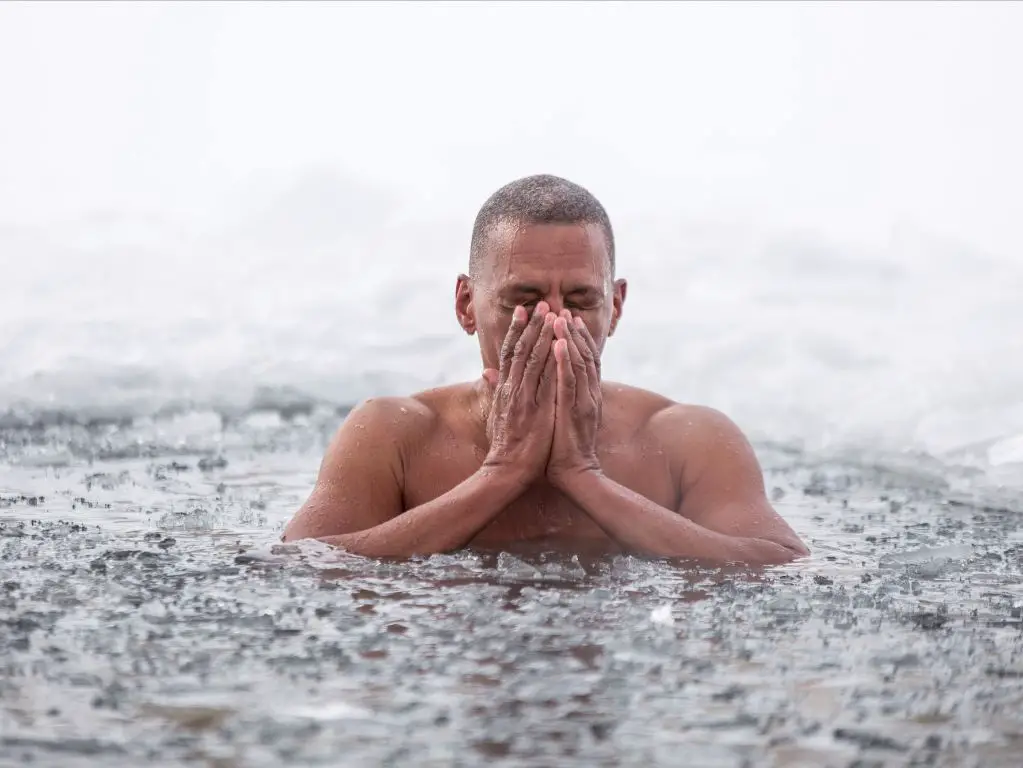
[559,471,800,566]
[315,466,526,558]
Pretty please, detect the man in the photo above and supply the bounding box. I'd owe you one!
[283,175,808,565]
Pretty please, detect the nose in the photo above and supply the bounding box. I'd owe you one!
[544,296,564,316]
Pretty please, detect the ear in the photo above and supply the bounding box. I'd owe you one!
[455,274,477,335]
[608,278,627,337]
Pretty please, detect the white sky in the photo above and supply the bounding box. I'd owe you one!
[1,1,1021,256]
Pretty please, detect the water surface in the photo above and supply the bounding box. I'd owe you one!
[3,415,1021,767]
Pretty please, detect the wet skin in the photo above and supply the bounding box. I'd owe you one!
[283,222,808,565]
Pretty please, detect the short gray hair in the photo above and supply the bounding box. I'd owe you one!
[468,174,615,278]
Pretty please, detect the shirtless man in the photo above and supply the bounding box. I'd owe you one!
[283,175,808,565]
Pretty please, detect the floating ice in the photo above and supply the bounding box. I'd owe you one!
[650,604,674,625]
[879,544,973,579]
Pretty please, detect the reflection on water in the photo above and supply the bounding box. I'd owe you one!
[1,418,1022,766]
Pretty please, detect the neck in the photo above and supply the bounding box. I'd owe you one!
[472,376,494,431]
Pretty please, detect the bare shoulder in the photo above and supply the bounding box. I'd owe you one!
[407,381,478,415]
[314,388,451,483]
[327,381,478,452]
[603,381,756,471]
[607,383,806,557]
[339,393,437,440]
[650,401,750,446]
[602,381,743,440]
[647,398,765,490]
[599,381,675,432]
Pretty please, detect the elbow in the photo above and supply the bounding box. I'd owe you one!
[791,543,811,560]
[280,522,344,548]
[280,520,307,544]
[783,536,811,560]
[714,537,809,567]
[761,538,809,565]
[299,531,438,560]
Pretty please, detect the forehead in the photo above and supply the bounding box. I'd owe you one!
[481,221,611,287]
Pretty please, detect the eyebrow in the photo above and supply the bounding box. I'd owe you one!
[500,283,602,296]
[500,283,546,297]
[565,285,602,297]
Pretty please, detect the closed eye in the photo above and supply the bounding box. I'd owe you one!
[566,296,602,311]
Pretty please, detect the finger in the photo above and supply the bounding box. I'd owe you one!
[522,312,556,396]
[537,341,557,408]
[565,329,590,405]
[553,315,568,341]
[497,305,529,384]
[569,317,601,389]
[555,338,575,407]
[556,314,588,378]
[572,316,602,379]
[482,368,499,389]
[507,301,550,384]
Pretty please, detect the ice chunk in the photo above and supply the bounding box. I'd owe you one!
[650,604,674,625]
[879,544,973,579]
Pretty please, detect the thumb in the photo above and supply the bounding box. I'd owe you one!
[482,368,499,389]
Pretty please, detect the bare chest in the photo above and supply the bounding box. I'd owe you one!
[401,430,678,550]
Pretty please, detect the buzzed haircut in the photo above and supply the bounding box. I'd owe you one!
[468,174,616,279]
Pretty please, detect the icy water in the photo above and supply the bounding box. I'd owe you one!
[2,411,1022,767]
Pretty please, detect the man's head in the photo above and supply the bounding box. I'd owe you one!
[456,174,627,372]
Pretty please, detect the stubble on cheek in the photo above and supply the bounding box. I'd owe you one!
[474,302,510,370]
[483,317,511,367]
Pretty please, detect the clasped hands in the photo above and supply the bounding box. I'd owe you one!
[481,301,602,489]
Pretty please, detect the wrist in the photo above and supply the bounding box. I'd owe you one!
[548,462,603,494]
[478,460,536,495]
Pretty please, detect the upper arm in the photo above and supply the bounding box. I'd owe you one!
[282,397,427,542]
[656,405,807,556]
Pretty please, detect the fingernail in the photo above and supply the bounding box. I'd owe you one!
[544,313,554,327]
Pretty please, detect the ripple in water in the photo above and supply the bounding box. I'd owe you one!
[1,421,1022,766]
